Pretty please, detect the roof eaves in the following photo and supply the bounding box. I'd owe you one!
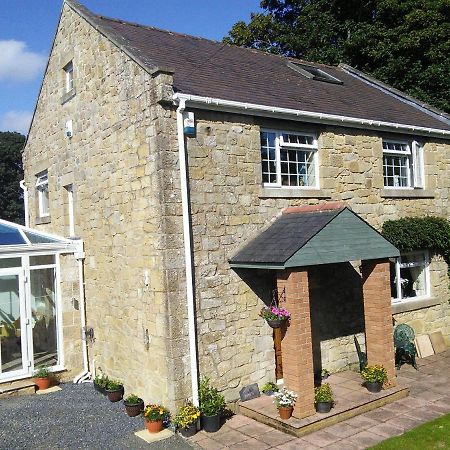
[340,64,450,126]
[64,0,175,77]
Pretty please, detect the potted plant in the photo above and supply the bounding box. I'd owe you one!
[105,379,124,402]
[174,402,200,437]
[34,365,51,391]
[273,387,297,420]
[261,381,279,396]
[260,306,291,328]
[142,404,168,433]
[199,377,226,433]
[93,373,109,395]
[361,365,387,393]
[124,393,144,417]
[314,383,333,413]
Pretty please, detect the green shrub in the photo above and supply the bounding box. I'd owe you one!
[106,379,123,390]
[199,377,225,417]
[314,383,333,403]
[34,365,50,378]
[361,365,388,383]
[261,381,279,394]
[124,394,142,404]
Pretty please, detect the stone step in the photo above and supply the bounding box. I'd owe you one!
[0,379,36,398]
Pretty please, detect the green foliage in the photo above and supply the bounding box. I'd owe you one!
[0,132,25,223]
[142,404,168,421]
[34,365,50,378]
[94,374,109,388]
[198,377,226,417]
[261,381,279,393]
[173,403,201,429]
[224,0,450,113]
[361,364,387,383]
[124,394,142,405]
[314,383,333,403]
[106,379,123,391]
[382,217,450,266]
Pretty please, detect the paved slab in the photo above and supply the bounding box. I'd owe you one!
[190,349,450,449]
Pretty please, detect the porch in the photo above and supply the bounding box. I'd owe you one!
[238,369,409,437]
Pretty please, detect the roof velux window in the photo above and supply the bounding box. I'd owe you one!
[288,62,343,85]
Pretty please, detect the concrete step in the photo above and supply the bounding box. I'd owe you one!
[0,379,36,398]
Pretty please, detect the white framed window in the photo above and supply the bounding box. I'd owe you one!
[390,251,430,303]
[260,130,318,188]
[36,171,49,218]
[64,61,74,93]
[383,140,424,188]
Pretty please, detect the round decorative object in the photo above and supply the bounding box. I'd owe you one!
[124,399,144,417]
[266,319,286,329]
[34,377,51,391]
[365,381,383,393]
[145,419,163,433]
[179,422,197,438]
[201,414,221,433]
[278,406,293,420]
[315,401,332,413]
[106,387,124,402]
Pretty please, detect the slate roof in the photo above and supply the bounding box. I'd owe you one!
[68,1,450,133]
[229,209,341,266]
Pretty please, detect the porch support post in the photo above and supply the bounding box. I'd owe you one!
[277,268,315,419]
[362,259,396,388]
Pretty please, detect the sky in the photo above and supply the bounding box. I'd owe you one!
[0,0,261,135]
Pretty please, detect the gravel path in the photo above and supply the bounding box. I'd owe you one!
[0,383,193,450]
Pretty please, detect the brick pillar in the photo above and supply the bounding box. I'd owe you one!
[277,269,315,419]
[362,259,396,388]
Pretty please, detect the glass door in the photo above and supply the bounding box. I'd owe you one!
[0,270,28,379]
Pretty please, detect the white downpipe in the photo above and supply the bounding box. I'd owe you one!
[19,180,29,227]
[73,242,91,383]
[176,98,199,407]
[173,93,450,138]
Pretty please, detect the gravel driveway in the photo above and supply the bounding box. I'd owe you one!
[0,383,194,450]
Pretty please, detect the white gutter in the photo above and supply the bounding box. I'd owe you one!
[173,93,450,138]
[73,241,91,383]
[19,180,29,227]
[176,98,199,407]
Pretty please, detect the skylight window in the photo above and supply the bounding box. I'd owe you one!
[288,62,343,85]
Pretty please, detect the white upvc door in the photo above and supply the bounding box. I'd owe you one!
[0,269,29,380]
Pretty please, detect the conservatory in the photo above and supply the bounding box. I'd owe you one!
[0,219,82,383]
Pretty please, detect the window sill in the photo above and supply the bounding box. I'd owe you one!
[60,89,76,105]
[259,187,331,199]
[35,216,51,225]
[381,188,435,199]
[392,296,440,314]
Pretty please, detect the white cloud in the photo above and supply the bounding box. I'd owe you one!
[0,110,32,134]
[0,40,46,82]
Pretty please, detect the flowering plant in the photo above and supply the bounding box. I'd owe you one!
[273,388,297,408]
[260,306,291,321]
[173,403,200,429]
[314,383,333,403]
[361,365,387,383]
[142,404,168,422]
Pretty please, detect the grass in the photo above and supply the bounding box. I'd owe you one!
[370,414,450,450]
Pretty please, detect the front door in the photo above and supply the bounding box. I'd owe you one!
[0,270,28,380]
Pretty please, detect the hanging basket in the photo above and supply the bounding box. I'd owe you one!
[266,318,287,329]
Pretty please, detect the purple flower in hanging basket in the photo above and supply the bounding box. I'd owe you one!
[260,306,291,321]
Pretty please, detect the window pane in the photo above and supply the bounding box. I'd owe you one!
[260,132,276,185]
[30,255,55,266]
[397,253,428,300]
[383,155,410,187]
[0,258,21,268]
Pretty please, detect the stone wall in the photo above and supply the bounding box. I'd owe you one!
[22,4,184,407]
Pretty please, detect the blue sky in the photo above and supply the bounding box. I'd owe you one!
[0,0,261,134]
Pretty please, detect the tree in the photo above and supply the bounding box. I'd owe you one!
[0,132,25,224]
[224,0,450,113]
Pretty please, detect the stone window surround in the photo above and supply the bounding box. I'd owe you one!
[60,51,75,105]
[34,160,51,224]
[36,171,50,221]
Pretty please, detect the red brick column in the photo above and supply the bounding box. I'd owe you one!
[362,259,396,388]
[277,269,315,419]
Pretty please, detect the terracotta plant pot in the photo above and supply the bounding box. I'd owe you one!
[179,422,197,438]
[365,381,382,393]
[145,419,163,433]
[201,414,221,433]
[106,386,124,402]
[266,319,286,329]
[124,399,144,417]
[278,406,293,420]
[34,377,51,391]
[315,401,332,413]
